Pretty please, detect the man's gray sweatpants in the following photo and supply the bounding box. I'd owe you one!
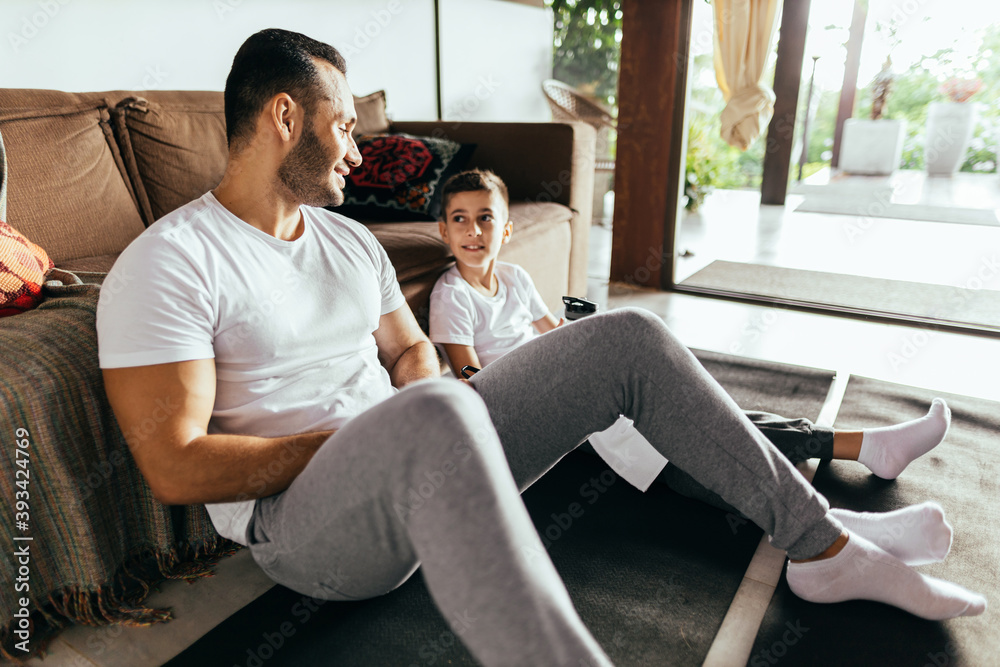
[246,308,843,666]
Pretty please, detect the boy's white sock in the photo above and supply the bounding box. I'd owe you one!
[829,502,953,566]
[786,531,986,621]
[858,398,951,479]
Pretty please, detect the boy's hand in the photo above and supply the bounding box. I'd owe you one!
[533,313,562,334]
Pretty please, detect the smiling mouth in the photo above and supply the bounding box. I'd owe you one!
[461,245,485,251]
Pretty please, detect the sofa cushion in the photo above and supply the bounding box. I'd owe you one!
[112,90,393,226]
[113,97,228,225]
[353,90,390,138]
[500,202,574,313]
[365,220,452,284]
[507,201,575,235]
[56,254,120,273]
[0,219,53,317]
[0,101,146,264]
[338,133,475,222]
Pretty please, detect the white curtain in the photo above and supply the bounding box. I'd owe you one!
[713,0,781,151]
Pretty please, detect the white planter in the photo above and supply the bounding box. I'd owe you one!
[839,119,907,175]
[925,101,977,175]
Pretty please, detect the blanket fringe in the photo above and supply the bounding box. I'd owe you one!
[0,537,241,663]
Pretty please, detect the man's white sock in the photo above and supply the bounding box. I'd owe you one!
[858,398,951,479]
[829,502,953,566]
[786,531,986,621]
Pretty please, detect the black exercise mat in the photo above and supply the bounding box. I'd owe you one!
[750,376,1000,666]
[691,348,834,421]
[166,352,835,667]
[680,260,1000,332]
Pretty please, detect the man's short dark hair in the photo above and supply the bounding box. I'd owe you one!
[224,28,347,152]
[440,169,510,219]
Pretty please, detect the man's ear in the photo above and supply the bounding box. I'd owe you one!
[270,93,298,142]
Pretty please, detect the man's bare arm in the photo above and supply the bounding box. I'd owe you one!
[374,304,440,388]
[103,359,332,506]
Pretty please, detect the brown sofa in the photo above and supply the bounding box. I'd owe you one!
[0,87,596,654]
[0,88,597,320]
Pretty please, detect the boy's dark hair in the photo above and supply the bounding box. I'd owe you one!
[224,29,347,152]
[440,169,510,219]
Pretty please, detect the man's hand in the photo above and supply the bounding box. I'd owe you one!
[103,360,330,505]
[374,304,440,388]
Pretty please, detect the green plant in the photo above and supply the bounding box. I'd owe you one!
[683,112,761,211]
[872,31,999,174]
[547,0,623,106]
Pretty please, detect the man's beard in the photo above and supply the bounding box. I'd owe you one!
[277,121,343,207]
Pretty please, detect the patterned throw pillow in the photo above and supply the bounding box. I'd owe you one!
[336,133,475,222]
[0,220,54,317]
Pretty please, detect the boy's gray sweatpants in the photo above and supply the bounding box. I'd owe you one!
[660,410,835,515]
[246,308,843,667]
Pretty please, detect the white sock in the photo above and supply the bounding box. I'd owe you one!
[858,398,951,479]
[787,531,986,621]
[830,502,953,566]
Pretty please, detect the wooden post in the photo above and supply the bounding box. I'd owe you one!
[831,0,868,168]
[609,0,693,290]
[760,0,812,206]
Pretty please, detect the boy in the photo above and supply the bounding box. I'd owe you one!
[429,169,561,372]
[429,169,957,525]
[428,169,660,488]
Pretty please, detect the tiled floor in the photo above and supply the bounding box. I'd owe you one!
[23,199,1000,666]
[671,172,1000,290]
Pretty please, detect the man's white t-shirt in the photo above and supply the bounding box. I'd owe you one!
[96,192,405,546]
[428,262,549,367]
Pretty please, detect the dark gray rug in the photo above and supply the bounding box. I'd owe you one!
[751,376,1000,666]
[165,351,835,667]
[680,260,1000,332]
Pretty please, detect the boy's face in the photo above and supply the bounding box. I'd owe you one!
[439,190,512,268]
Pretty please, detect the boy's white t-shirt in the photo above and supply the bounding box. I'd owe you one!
[96,192,406,546]
[428,262,550,366]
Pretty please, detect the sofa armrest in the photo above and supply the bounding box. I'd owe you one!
[391,121,596,298]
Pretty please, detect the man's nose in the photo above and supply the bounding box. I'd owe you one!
[346,139,362,167]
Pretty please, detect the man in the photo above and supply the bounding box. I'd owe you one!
[96,29,985,667]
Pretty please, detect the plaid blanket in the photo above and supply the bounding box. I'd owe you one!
[0,280,238,661]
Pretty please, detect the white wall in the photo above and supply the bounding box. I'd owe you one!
[439,0,553,122]
[0,0,552,122]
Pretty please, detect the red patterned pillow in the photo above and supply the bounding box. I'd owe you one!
[335,133,475,222]
[0,220,54,317]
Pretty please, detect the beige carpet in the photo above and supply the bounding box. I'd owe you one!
[794,196,999,226]
[792,171,1000,227]
[680,261,1000,331]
